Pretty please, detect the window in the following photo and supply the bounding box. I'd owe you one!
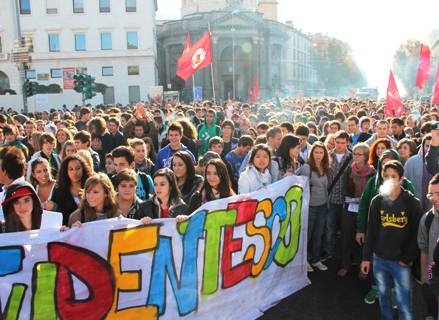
[75,33,86,51]
[48,34,60,52]
[20,0,31,14]
[102,66,113,76]
[50,69,62,78]
[127,32,138,49]
[76,67,87,74]
[26,70,36,79]
[100,32,112,50]
[46,0,58,14]
[73,0,84,13]
[129,85,140,103]
[126,0,136,12]
[99,0,110,12]
[128,65,139,75]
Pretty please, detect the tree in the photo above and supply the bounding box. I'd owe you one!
[311,34,366,96]
[393,39,435,97]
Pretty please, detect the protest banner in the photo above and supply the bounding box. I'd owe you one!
[0,176,310,320]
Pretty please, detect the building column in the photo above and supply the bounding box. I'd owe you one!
[164,45,170,87]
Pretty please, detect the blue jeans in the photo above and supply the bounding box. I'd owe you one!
[373,255,412,320]
[307,204,327,264]
[323,203,342,257]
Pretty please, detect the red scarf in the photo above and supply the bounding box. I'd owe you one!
[351,162,374,194]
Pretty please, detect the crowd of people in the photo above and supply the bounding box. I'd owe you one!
[0,97,438,320]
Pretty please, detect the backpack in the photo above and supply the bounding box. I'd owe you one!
[425,210,435,241]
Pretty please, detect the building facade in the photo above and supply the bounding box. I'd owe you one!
[0,0,158,107]
[157,0,317,101]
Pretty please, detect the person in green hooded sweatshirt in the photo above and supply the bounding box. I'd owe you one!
[197,109,221,157]
[355,149,415,305]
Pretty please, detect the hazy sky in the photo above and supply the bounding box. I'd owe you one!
[157,0,439,96]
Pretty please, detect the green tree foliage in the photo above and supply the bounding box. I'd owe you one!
[393,39,435,97]
[312,35,366,96]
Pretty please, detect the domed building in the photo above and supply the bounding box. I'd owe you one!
[157,0,317,101]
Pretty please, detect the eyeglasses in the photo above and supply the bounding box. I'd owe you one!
[353,152,364,157]
[427,192,439,200]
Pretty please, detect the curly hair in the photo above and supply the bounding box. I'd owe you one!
[57,154,93,192]
[368,138,391,168]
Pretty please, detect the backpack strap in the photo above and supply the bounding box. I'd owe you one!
[328,153,352,195]
[426,210,435,242]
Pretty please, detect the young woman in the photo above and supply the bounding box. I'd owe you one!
[68,173,120,227]
[141,168,189,223]
[128,138,154,176]
[368,138,392,169]
[396,138,417,165]
[296,142,331,272]
[172,151,204,204]
[144,137,157,163]
[275,135,301,177]
[55,128,73,154]
[324,133,335,153]
[105,153,116,176]
[115,169,149,219]
[189,158,234,212]
[337,143,375,277]
[238,144,273,194]
[49,154,93,225]
[30,131,42,154]
[60,140,77,160]
[1,182,43,233]
[26,133,61,181]
[30,157,56,210]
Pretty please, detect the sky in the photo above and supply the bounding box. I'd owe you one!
[157,0,439,97]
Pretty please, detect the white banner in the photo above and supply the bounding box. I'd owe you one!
[0,176,310,320]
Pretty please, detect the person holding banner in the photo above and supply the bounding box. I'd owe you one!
[296,142,331,272]
[29,157,56,210]
[189,158,235,212]
[68,173,120,227]
[141,168,189,224]
[1,182,42,233]
[114,169,150,220]
[238,144,273,194]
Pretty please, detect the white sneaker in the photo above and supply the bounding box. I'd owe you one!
[307,262,314,273]
[312,261,328,271]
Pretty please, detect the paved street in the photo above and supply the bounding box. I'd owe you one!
[262,257,427,320]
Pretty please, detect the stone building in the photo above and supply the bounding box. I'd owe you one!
[157,0,317,101]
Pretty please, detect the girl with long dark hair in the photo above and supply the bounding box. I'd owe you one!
[48,154,93,225]
[189,158,235,212]
[275,134,302,177]
[30,157,56,209]
[238,144,273,193]
[172,151,203,203]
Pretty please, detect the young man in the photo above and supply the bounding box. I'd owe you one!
[74,130,101,172]
[107,117,125,150]
[225,135,254,186]
[3,125,29,160]
[221,120,238,157]
[112,146,154,201]
[75,107,92,131]
[366,120,397,147]
[426,122,439,176]
[417,173,439,320]
[295,125,312,164]
[128,138,154,176]
[324,130,352,260]
[391,118,406,141]
[361,160,421,320]
[197,108,221,157]
[155,122,195,172]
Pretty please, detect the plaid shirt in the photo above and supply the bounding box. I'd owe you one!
[328,151,352,205]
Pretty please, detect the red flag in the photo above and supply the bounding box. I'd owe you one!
[177,34,191,69]
[385,70,405,117]
[249,75,259,103]
[176,32,212,81]
[416,44,431,90]
[432,61,439,104]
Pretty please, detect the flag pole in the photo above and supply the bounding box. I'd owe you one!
[208,22,216,102]
[192,74,195,101]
